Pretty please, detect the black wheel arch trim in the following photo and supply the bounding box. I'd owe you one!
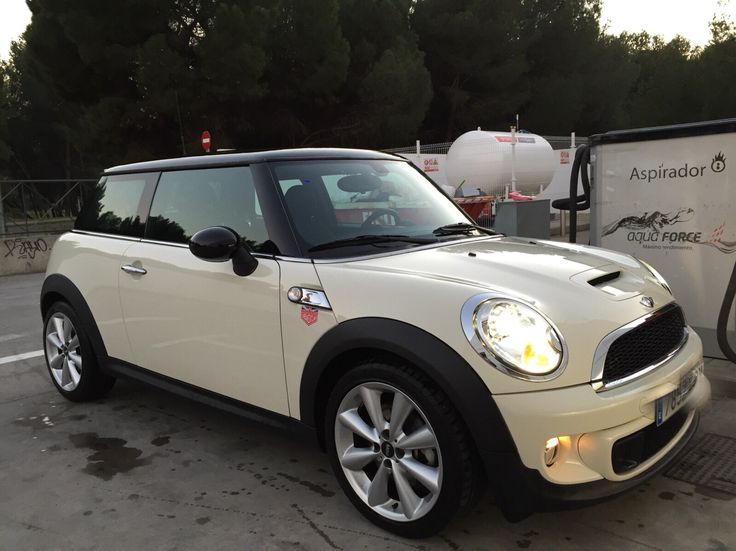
[40,274,108,364]
[299,317,518,460]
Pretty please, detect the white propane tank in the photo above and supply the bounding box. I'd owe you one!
[445,130,556,196]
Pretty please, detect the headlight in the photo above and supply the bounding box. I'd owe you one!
[462,295,566,380]
[640,260,672,294]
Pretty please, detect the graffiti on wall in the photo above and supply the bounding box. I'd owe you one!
[3,237,49,260]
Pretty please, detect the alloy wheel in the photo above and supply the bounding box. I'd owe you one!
[334,382,443,522]
[45,313,82,391]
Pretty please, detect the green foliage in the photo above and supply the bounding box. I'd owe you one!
[709,12,736,44]
[356,38,433,146]
[196,3,269,103]
[412,0,527,140]
[625,35,698,126]
[268,0,349,101]
[517,0,605,133]
[254,0,352,146]
[695,37,736,120]
[1,0,736,178]
[336,0,432,146]
[0,61,15,162]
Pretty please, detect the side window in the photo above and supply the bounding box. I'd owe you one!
[75,174,150,237]
[145,166,273,252]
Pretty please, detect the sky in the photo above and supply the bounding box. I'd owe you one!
[600,0,734,46]
[0,0,735,60]
[0,0,31,59]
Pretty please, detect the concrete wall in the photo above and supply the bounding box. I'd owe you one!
[0,233,60,276]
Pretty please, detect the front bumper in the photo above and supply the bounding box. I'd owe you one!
[493,328,710,486]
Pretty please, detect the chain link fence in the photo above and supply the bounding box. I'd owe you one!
[0,180,96,236]
[385,141,454,155]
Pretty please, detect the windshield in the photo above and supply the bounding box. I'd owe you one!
[271,159,477,257]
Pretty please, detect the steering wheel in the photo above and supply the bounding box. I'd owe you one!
[361,208,401,228]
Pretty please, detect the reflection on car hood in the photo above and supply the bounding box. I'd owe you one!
[332,236,648,295]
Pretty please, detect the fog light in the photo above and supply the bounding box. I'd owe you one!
[544,437,560,466]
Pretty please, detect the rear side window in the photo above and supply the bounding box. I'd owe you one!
[75,174,152,237]
[145,166,273,252]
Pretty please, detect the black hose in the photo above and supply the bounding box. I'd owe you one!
[717,258,736,362]
[551,144,591,243]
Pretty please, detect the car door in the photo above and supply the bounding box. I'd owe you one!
[117,165,288,415]
[71,172,157,361]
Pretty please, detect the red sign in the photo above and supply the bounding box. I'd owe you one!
[495,135,535,144]
[300,306,318,326]
[201,130,211,153]
[423,158,439,173]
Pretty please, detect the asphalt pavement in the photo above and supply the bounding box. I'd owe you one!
[0,272,734,550]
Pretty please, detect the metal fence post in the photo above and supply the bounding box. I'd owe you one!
[0,183,5,235]
[21,183,29,234]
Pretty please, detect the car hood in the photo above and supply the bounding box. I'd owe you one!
[322,236,652,299]
[314,236,676,393]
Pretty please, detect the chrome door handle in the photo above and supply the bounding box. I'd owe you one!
[121,264,147,275]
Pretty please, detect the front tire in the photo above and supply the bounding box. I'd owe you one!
[325,361,478,538]
[43,301,115,401]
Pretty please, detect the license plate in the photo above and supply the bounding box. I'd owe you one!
[655,363,702,426]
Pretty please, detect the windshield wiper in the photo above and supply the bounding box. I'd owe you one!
[432,223,501,236]
[308,234,437,252]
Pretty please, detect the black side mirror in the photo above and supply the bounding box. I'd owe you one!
[189,226,258,277]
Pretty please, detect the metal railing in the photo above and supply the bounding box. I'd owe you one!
[385,141,455,155]
[0,179,97,236]
[384,135,585,155]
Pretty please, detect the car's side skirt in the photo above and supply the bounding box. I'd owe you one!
[104,357,316,440]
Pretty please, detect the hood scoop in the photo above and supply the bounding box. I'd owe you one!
[588,271,621,288]
[572,265,645,301]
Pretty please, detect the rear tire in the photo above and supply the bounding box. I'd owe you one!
[325,360,478,538]
[43,301,115,401]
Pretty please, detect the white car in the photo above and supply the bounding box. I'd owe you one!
[41,149,710,538]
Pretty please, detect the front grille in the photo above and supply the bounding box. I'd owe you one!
[612,410,689,474]
[602,305,686,386]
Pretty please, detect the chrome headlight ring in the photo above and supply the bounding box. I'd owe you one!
[461,293,568,382]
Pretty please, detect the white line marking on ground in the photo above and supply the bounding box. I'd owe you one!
[0,350,44,365]
[0,334,25,343]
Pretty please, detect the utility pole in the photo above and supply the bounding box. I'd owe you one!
[174,90,187,156]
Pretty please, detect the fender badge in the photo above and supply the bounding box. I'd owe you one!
[300,306,318,326]
[288,286,331,310]
[640,296,654,308]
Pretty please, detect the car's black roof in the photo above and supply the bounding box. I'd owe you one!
[104,148,403,175]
